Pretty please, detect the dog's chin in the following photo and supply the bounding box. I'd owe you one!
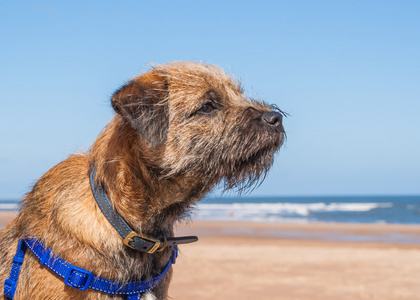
[162,129,284,192]
[221,144,280,193]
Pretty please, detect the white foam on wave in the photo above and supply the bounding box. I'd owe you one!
[0,203,18,210]
[195,202,393,221]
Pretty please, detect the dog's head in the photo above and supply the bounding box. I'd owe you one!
[111,62,285,192]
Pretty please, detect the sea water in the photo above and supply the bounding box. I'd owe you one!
[195,195,420,224]
[0,200,19,211]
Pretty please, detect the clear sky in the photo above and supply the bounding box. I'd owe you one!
[1,1,419,199]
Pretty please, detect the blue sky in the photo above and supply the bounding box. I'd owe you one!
[1,1,419,199]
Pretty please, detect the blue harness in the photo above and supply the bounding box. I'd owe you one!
[4,238,177,299]
[4,162,197,299]
[3,162,196,299]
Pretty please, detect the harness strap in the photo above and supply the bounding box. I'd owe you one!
[4,238,177,299]
[4,239,27,300]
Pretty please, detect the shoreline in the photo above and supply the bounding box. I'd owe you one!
[176,219,420,246]
[2,210,420,245]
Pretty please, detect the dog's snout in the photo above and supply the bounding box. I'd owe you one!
[262,111,282,127]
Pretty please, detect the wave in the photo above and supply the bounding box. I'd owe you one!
[194,202,395,222]
[0,203,19,210]
[197,202,392,216]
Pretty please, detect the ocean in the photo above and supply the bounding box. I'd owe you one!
[196,195,420,224]
[1,195,420,224]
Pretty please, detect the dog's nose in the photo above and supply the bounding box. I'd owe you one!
[262,111,282,127]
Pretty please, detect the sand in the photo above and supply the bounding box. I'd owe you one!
[171,221,420,300]
[0,211,17,228]
[1,212,420,299]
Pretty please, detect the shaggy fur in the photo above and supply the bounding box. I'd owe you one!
[0,62,284,299]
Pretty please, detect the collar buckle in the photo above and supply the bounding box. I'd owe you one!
[123,231,161,253]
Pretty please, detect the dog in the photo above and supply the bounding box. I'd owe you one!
[0,62,284,299]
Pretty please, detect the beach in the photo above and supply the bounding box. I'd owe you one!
[0,211,16,228]
[171,221,420,300]
[1,212,420,299]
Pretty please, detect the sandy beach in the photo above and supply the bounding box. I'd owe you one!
[0,211,17,228]
[1,212,420,299]
[171,221,420,300]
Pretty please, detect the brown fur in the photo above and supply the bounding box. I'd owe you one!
[0,62,284,299]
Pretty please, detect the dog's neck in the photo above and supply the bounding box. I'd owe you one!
[90,116,211,236]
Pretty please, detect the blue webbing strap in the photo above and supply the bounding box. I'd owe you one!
[4,238,177,299]
[4,239,27,300]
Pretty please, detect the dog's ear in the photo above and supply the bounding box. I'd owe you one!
[111,72,169,147]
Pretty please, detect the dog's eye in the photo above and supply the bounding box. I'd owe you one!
[198,103,216,114]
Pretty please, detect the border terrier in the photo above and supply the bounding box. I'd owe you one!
[0,62,284,299]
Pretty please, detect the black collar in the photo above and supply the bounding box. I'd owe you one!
[89,162,198,253]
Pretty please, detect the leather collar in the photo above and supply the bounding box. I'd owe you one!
[89,162,198,253]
